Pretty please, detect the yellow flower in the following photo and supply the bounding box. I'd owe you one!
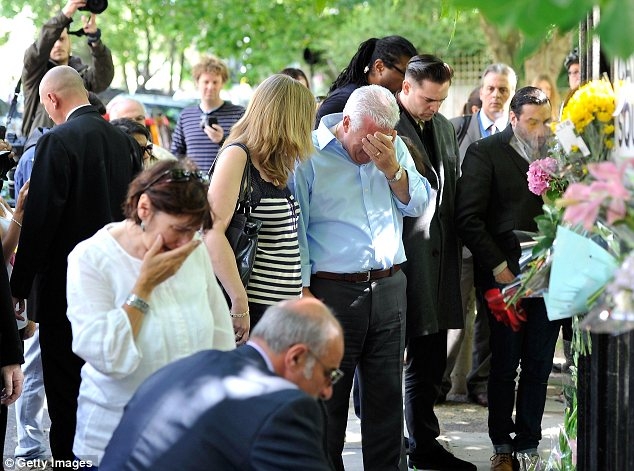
[604,124,615,135]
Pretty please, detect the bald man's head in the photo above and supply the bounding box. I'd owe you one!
[39,66,89,124]
[108,98,146,125]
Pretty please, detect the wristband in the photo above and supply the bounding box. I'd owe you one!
[86,28,102,45]
[125,293,150,314]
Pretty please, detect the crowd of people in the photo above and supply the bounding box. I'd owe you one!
[0,1,582,470]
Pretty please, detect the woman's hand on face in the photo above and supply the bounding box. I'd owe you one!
[138,234,201,292]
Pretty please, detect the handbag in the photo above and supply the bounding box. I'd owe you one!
[209,143,262,288]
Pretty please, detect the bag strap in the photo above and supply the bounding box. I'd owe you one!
[208,142,253,215]
[456,114,472,147]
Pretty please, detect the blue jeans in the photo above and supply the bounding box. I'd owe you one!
[486,296,561,453]
[310,270,407,471]
[15,326,48,460]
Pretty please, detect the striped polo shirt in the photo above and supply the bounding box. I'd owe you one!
[171,102,245,172]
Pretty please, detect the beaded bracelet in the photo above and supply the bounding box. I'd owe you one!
[11,218,22,228]
[230,310,249,318]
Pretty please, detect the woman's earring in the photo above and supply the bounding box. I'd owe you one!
[140,221,145,232]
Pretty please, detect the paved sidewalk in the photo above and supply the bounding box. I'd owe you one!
[342,371,570,470]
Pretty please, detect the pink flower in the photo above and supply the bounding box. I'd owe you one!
[560,183,601,230]
[527,158,558,196]
[587,161,632,224]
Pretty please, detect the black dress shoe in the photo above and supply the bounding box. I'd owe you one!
[468,392,488,407]
[408,445,477,470]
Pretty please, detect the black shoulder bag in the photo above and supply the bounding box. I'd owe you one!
[209,143,262,289]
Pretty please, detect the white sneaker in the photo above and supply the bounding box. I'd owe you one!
[516,452,542,471]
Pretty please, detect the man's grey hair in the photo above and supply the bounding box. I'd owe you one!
[343,84,400,132]
[481,63,518,89]
[251,302,340,357]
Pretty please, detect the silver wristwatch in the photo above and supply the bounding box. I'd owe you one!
[387,165,404,183]
[125,293,150,314]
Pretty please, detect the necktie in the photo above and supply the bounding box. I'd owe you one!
[488,124,497,136]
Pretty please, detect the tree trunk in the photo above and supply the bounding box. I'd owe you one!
[524,30,574,86]
[479,15,521,70]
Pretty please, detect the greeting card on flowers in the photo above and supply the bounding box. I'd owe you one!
[555,120,591,157]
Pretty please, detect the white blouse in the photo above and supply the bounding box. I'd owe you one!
[66,223,235,462]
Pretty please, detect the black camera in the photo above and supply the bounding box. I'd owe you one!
[200,115,218,130]
[79,0,108,14]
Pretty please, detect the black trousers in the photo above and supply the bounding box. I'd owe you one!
[39,318,84,462]
[404,330,447,457]
[311,271,407,471]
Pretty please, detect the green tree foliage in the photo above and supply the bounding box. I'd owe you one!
[451,0,634,61]
[311,0,487,85]
[14,0,629,94]
[4,0,488,90]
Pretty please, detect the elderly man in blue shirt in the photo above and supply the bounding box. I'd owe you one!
[290,84,431,471]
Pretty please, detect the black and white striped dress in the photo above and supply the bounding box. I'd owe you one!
[246,161,302,306]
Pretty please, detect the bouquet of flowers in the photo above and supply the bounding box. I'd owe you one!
[558,159,634,334]
[560,78,616,161]
[507,79,618,307]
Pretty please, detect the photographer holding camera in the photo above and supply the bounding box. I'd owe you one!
[21,0,113,139]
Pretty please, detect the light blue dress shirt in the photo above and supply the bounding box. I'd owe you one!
[290,113,432,286]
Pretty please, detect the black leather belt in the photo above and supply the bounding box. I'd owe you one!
[313,265,401,283]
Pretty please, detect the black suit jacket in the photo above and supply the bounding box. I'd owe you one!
[10,106,141,323]
[100,345,333,471]
[455,125,543,289]
[396,107,463,337]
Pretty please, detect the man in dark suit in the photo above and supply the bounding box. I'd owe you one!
[10,65,141,461]
[446,63,517,408]
[456,87,561,471]
[99,297,344,471]
[395,54,475,471]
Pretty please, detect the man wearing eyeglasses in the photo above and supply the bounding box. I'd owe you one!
[100,297,343,471]
[10,65,142,462]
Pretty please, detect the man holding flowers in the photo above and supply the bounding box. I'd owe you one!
[455,86,562,471]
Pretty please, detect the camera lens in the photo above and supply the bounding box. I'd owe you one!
[79,0,108,14]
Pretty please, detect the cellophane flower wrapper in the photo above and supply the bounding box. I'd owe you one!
[545,225,618,321]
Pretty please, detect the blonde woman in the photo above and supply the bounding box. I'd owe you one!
[205,74,315,343]
[532,74,561,120]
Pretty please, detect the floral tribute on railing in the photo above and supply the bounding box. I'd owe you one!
[495,77,634,471]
